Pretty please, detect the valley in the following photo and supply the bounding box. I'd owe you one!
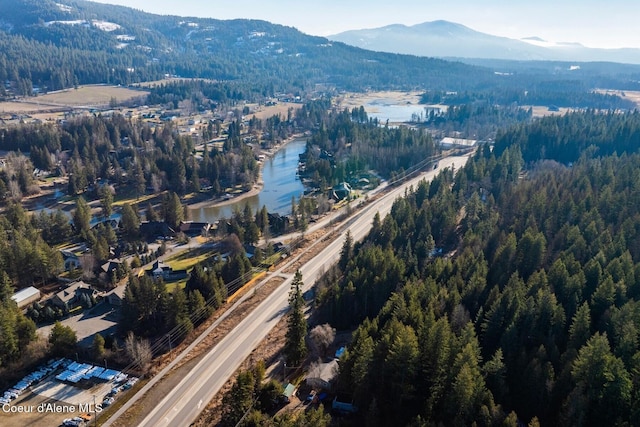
[1,1,640,427]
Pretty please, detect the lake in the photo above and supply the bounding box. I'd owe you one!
[188,138,307,222]
[365,101,428,123]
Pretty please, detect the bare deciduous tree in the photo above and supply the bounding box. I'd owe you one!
[309,323,336,358]
[125,332,152,373]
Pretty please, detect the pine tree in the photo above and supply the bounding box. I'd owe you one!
[49,321,77,357]
[340,230,353,271]
[164,192,184,229]
[285,270,307,365]
[121,203,140,238]
[73,196,91,238]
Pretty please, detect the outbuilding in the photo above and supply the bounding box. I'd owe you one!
[11,286,41,309]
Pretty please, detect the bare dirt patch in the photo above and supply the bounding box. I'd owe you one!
[283,229,333,275]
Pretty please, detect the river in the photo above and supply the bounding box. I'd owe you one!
[188,138,307,222]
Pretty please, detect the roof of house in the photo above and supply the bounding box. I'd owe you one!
[306,359,338,384]
[333,182,352,192]
[179,221,211,233]
[101,259,122,273]
[54,281,93,304]
[106,285,126,300]
[283,383,296,398]
[60,250,79,259]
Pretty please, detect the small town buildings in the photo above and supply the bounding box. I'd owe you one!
[11,286,41,309]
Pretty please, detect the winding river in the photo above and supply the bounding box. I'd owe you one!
[188,138,307,222]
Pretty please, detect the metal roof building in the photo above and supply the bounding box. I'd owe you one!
[11,286,41,309]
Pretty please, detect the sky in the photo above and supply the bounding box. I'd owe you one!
[90,0,640,49]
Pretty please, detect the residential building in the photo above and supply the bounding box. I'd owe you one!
[51,281,96,311]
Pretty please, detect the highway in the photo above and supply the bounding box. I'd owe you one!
[133,153,472,427]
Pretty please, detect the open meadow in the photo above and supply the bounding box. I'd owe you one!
[0,85,149,117]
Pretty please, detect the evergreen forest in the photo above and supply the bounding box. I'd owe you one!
[316,110,640,426]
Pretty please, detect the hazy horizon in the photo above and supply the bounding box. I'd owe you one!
[88,0,640,50]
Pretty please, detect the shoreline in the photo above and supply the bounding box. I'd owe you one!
[186,134,305,211]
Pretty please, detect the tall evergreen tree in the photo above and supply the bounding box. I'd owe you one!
[120,203,140,238]
[340,230,353,271]
[72,196,91,237]
[285,270,307,365]
[164,192,184,229]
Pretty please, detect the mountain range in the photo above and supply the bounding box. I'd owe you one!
[1,0,640,108]
[0,1,495,96]
[330,21,640,64]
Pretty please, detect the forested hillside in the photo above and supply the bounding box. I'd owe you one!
[0,0,639,111]
[318,111,640,426]
[0,0,495,96]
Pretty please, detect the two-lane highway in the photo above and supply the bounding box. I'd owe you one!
[134,153,471,427]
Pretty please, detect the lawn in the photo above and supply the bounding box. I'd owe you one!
[164,247,219,272]
[165,278,188,293]
[113,191,162,207]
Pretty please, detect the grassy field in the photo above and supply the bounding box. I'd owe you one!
[113,191,161,207]
[165,279,188,293]
[35,85,148,106]
[165,247,218,272]
[0,85,149,115]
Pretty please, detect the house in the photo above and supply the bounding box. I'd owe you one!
[51,281,96,311]
[305,359,338,390]
[267,213,290,234]
[332,182,352,201]
[179,221,212,237]
[61,250,81,271]
[11,286,41,309]
[146,261,188,281]
[139,221,175,241]
[105,285,126,306]
[101,259,123,276]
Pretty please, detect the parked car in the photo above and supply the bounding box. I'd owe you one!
[305,390,317,403]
